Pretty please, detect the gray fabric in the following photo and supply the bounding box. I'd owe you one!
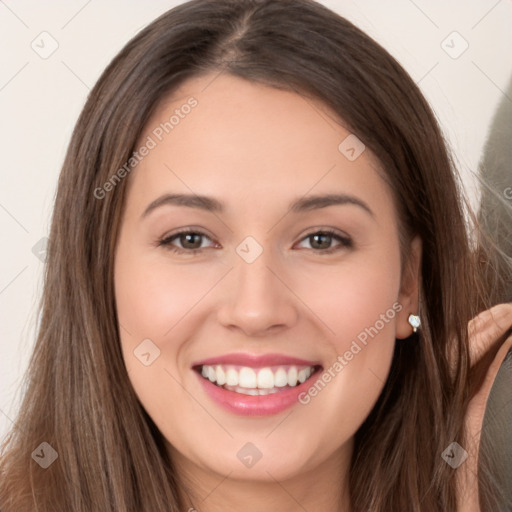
[478,76,512,302]
[478,75,512,509]
[479,347,512,510]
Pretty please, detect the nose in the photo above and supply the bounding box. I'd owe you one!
[216,248,299,337]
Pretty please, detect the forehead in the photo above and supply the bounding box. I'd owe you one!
[125,73,394,221]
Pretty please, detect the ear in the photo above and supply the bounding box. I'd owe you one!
[395,236,422,339]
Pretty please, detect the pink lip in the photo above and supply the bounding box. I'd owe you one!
[193,352,320,368]
[194,370,321,416]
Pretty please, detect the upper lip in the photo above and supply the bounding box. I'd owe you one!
[193,353,322,368]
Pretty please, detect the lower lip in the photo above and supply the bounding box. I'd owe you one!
[194,369,320,416]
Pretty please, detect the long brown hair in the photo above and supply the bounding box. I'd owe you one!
[0,1,505,510]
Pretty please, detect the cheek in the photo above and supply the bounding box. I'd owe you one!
[293,247,401,347]
[289,248,401,436]
[113,244,214,437]
[114,242,229,413]
[114,245,224,345]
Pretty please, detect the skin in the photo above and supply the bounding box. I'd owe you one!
[114,73,421,512]
[459,304,512,511]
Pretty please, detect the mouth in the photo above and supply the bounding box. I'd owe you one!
[192,354,323,417]
[191,353,323,416]
[194,363,323,396]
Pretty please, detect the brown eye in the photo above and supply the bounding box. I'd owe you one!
[178,232,203,249]
[296,230,353,253]
[309,233,333,250]
[158,230,217,253]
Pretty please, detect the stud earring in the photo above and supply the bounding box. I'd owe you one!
[408,314,421,333]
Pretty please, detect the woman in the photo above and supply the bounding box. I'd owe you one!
[1,0,511,510]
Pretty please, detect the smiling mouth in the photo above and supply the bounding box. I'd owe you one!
[195,364,323,395]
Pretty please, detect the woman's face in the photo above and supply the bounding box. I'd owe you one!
[114,73,420,486]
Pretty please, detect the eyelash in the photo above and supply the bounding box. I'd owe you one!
[157,228,353,255]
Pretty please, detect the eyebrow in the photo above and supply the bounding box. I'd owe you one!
[141,192,374,218]
[290,193,374,217]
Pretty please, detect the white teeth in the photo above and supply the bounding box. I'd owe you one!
[198,364,317,390]
[215,365,226,386]
[257,368,274,389]
[287,367,298,387]
[225,368,239,386]
[274,367,288,387]
[239,367,257,388]
[298,368,312,383]
[226,386,281,396]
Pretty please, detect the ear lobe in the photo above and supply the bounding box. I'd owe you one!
[396,236,422,339]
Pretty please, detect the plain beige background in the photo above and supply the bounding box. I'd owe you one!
[1,0,511,441]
